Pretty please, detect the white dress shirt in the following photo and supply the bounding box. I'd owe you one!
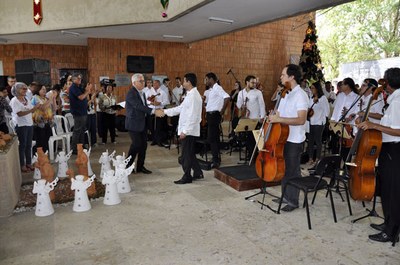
[164,87,202,136]
[331,91,359,122]
[171,85,183,105]
[146,88,169,109]
[160,84,170,101]
[380,88,400,143]
[278,85,308,143]
[236,88,266,119]
[309,95,330,125]
[205,83,229,112]
[358,94,384,124]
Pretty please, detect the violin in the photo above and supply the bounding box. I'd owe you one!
[147,93,161,102]
[347,85,384,201]
[254,82,291,182]
[240,97,250,119]
[307,97,318,121]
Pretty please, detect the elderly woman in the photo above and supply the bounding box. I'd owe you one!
[9,82,40,172]
[31,83,53,152]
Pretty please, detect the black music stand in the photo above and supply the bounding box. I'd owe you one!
[351,191,383,223]
[234,119,258,164]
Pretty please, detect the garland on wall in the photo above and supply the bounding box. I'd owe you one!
[33,0,43,25]
[160,0,169,18]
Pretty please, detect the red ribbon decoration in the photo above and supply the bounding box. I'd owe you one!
[33,0,42,25]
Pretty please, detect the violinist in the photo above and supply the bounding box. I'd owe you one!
[148,80,170,148]
[356,78,384,124]
[357,67,400,243]
[229,81,241,137]
[269,64,308,212]
[236,75,266,159]
[305,81,330,167]
[330,78,359,156]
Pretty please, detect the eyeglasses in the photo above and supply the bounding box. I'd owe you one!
[136,80,145,83]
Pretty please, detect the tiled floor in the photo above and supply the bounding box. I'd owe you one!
[0,130,399,265]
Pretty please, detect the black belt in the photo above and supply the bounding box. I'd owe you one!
[207,111,220,115]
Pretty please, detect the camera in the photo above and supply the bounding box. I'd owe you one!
[100,78,116,87]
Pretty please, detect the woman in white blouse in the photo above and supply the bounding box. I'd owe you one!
[306,81,330,166]
[9,82,40,172]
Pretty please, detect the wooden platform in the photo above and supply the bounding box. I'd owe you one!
[214,165,280,191]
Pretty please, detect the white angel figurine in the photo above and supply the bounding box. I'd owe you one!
[83,147,94,176]
[55,150,73,178]
[71,174,96,212]
[102,170,121,205]
[98,150,116,178]
[32,177,59,217]
[116,162,135,193]
[112,153,131,169]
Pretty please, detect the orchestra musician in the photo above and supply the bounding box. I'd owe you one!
[329,78,359,157]
[357,67,400,243]
[269,64,308,212]
[147,80,170,148]
[204,72,230,169]
[229,81,241,137]
[305,81,330,166]
[356,78,384,124]
[236,75,266,159]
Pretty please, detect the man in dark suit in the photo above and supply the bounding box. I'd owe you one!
[125,73,153,174]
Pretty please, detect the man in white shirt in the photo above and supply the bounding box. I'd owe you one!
[171,77,183,106]
[324,81,336,104]
[155,73,203,184]
[205,72,230,168]
[269,64,308,212]
[236,75,266,159]
[357,67,400,243]
[160,78,171,102]
[148,80,170,147]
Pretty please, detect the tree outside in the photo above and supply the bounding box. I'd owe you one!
[317,0,400,80]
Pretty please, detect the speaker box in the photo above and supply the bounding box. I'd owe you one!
[15,59,50,73]
[126,56,154,73]
[0,76,7,87]
[16,73,51,87]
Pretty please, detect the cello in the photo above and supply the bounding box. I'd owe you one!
[346,85,384,201]
[254,82,290,182]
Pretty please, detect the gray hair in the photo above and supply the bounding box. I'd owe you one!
[11,82,27,97]
[131,73,144,84]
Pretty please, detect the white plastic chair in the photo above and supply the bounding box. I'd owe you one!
[48,125,66,161]
[54,115,73,153]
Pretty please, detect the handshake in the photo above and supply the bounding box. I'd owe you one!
[155,109,165,117]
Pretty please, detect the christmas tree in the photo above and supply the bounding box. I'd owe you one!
[299,21,325,85]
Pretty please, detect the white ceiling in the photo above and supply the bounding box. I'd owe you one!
[0,0,352,46]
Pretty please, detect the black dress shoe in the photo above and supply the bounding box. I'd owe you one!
[369,232,394,243]
[370,223,386,232]
[272,198,289,204]
[281,205,299,212]
[137,167,152,174]
[193,175,204,180]
[174,178,192,184]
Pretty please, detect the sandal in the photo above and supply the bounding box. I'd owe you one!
[26,165,35,171]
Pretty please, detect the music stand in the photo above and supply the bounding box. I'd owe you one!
[234,119,258,164]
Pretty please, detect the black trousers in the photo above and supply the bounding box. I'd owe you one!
[181,135,203,180]
[281,141,304,207]
[33,124,52,153]
[378,142,400,237]
[307,124,324,160]
[152,115,168,144]
[127,130,147,170]
[207,112,221,163]
[102,113,116,144]
[0,122,9,134]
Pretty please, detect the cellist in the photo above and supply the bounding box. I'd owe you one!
[357,67,400,243]
[269,64,308,212]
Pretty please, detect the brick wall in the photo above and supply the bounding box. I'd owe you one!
[1,15,309,108]
[0,44,87,84]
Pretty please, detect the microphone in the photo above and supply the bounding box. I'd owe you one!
[226,68,232,75]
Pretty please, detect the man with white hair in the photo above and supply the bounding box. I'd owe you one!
[125,73,153,174]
